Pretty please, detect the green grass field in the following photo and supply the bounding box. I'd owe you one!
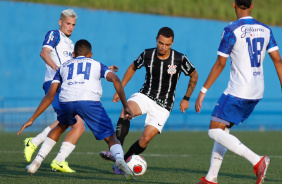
[1,131,282,184]
[14,0,282,26]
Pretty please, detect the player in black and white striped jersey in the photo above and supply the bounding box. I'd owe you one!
[100,27,198,173]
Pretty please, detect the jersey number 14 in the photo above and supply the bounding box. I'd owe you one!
[67,62,92,80]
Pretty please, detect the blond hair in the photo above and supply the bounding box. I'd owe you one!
[60,9,78,20]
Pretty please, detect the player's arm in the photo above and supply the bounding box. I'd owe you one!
[180,69,198,113]
[17,82,60,135]
[269,50,282,88]
[106,72,133,120]
[108,65,119,72]
[121,62,137,87]
[40,47,59,71]
[195,55,228,113]
[112,62,137,102]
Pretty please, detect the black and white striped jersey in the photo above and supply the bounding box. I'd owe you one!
[134,48,195,111]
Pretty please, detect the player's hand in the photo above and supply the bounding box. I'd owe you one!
[108,65,119,73]
[17,120,33,135]
[53,65,60,71]
[180,99,189,113]
[195,92,205,113]
[123,106,133,120]
[112,92,120,103]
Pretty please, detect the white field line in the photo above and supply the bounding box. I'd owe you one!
[1,150,282,159]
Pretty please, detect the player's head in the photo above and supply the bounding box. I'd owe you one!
[73,39,93,58]
[59,9,77,37]
[234,0,252,10]
[156,27,174,56]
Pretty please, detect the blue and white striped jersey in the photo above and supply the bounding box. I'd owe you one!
[218,16,278,99]
[42,30,74,82]
[52,56,111,102]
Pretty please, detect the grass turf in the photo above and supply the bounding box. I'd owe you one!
[0,131,282,183]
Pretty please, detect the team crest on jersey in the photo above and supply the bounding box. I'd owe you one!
[167,65,177,74]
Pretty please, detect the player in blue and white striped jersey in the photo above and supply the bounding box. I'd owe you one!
[18,39,135,180]
[195,0,282,183]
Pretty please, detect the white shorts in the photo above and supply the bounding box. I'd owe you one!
[128,93,170,133]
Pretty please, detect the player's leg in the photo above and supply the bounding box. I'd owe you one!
[105,135,136,180]
[116,100,142,145]
[204,127,230,183]
[100,94,143,161]
[124,125,158,160]
[26,124,67,174]
[198,94,269,183]
[52,115,85,166]
[24,82,61,162]
[23,121,58,162]
[208,121,270,183]
[124,100,169,160]
[50,102,79,173]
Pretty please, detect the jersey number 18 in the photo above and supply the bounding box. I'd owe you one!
[246,37,264,67]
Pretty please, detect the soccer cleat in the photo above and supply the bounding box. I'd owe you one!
[112,164,123,175]
[99,151,116,162]
[115,159,136,180]
[253,156,271,184]
[197,177,218,184]
[50,159,76,173]
[24,137,37,162]
[26,160,41,175]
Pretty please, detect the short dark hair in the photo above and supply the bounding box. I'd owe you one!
[157,27,174,40]
[74,39,92,56]
[235,0,252,10]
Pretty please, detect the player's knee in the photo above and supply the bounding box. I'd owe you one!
[208,128,223,142]
[139,136,151,145]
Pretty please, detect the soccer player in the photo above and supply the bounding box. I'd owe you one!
[100,27,198,173]
[195,1,282,184]
[17,39,135,180]
[21,9,85,172]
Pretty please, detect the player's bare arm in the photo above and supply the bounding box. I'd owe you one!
[180,69,198,113]
[195,56,227,113]
[106,72,133,119]
[112,62,137,102]
[17,83,60,135]
[269,50,282,87]
[40,47,60,71]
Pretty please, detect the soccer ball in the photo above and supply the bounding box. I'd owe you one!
[126,155,147,176]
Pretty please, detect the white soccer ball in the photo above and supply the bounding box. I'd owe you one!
[126,155,147,176]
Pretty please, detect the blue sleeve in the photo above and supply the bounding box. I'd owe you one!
[42,30,60,48]
[218,27,236,55]
[100,63,110,78]
[133,51,145,69]
[53,69,62,83]
[267,29,278,50]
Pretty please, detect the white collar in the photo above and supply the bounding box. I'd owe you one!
[239,16,253,20]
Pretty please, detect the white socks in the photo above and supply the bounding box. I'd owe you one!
[205,128,229,182]
[31,126,51,146]
[34,137,56,164]
[55,142,76,162]
[208,129,261,166]
[110,144,124,160]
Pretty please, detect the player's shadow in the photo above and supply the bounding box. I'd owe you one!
[2,161,173,183]
[148,166,281,183]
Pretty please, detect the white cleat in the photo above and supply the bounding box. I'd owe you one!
[115,159,136,180]
[26,160,41,175]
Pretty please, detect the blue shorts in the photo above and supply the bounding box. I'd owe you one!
[57,101,115,140]
[43,81,61,114]
[211,94,260,125]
